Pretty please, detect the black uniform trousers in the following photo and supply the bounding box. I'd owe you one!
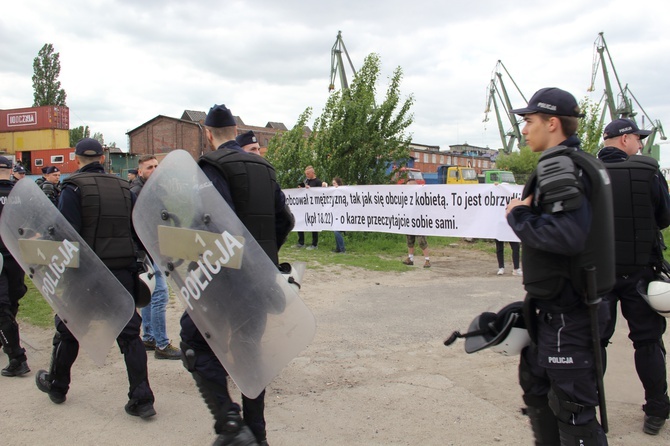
[520,298,609,427]
[0,255,28,360]
[180,312,266,440]
[49,269,153,403]
[601,267,669,418]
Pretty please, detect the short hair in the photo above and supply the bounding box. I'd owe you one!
[333,176,343,186]
[76,154,103,166]
[138,154,157,166]
[206,125,237,142]
[537,113,579,138]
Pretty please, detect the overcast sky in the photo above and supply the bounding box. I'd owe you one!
[2,0,669,162]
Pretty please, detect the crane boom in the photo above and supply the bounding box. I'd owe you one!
[483,61,527,153]
[329,31,356,92]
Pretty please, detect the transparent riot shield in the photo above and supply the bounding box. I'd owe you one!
[132,149,316,398]
[0,180,136,366]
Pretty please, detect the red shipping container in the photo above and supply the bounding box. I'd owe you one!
[16,148,78,175]
[0,106,70,133]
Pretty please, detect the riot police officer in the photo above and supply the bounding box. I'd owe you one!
[179,104,294,446]
[0,156,29,377]
[506,88,615,445]
[35,138,156,418]
[597,118,670,435]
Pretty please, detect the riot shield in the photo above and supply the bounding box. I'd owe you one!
[132,149,316,398]
[0,180,136,366]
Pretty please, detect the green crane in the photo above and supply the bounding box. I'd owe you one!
[588,32,666,159]
[483,60,528,153]
[329,31,356,92]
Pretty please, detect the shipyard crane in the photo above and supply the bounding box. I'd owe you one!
[483,60,528,153]
[589,32,666,159]
[329,31,356,92]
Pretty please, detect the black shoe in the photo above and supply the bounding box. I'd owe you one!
[644,415,666,435]
[125,399,156,418]
[35,369,66,404]
[143,339,156,351]
[213,411,259,446]
[1,358,30,377]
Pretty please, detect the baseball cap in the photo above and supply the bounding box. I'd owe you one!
[511,87,584,117]
[0,156,13,169]
[603,118,652,140]
[75,138,104,156]
[235,130,258,147]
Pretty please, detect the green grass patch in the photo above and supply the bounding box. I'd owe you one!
[18,278,54,328]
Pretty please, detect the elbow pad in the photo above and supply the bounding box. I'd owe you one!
[536,155,583,214]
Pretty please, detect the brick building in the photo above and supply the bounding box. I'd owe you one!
[409,142,496,175]
[127,110,290,158]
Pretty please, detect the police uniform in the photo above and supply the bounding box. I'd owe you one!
[598,119,670,433]
[35,139,155,417]
[508,89,614,445]
[0,157,29,377]
[38,166,61,205]
[180,104,294,446]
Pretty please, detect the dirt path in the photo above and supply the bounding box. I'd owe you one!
[2,247,669,445]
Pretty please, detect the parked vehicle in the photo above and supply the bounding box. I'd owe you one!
[393,167,426,184]
[478,170,516,184]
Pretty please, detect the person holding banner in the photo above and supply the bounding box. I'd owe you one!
[597,118,670,435]
[35,138,156,418]
[331,177,346,253]
[506,87,614,445]
[0,156,30,377]
[180,104,294,446]
[296,165,324,250]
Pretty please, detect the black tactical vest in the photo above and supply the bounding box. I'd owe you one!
[0,179,14,254]
[63,173,136,270]
[200,149,279,264]
[605,156,659,274]
[521,146,615,299]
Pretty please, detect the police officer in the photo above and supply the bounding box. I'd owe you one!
[597,118,670,435]
[506,88,614,445]
[35,138,156,419]
[38,166,61,205]
[11,164,27,183]
[180,104,294,446]
[236,130,261,155]
[0,156,29,377]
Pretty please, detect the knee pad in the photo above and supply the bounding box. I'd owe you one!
[180,341,196,372]
[547,387,586,424]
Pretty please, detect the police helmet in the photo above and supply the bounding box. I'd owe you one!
[644,280,670,318]
[136,257,156,308]
[445,301,530,356]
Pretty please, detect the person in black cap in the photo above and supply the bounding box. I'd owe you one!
[38,166,61,205]
[127,168,138,183]
[35,138,156,419]
[0,156,30,378]
[179,104,294,446]
[236,130,261,155]
[597,118,670,435]
[505,87,614,444]
[11,164,26,183]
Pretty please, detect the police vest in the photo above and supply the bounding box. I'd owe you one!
[63,173,136,270]
[521,146,615,299]
[200,149,280,264]
[605,156,659,274]
[0,179,14,254]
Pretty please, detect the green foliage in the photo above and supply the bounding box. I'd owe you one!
[69,125,90,147]
[92,132,105,146]
[577,97,604,155]
[493,145,540,182]
[32,43,67,107]
[266,108,314,189]
[267,53,414,187]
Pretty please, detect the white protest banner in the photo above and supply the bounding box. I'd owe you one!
[285,183,523,242]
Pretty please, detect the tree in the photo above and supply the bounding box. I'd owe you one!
[69,125,90,147]
[32,43,67,107]
[494,145,540,184]
[93,132,105,146]
[577,97,604,156]
[265,108,314,188]
[267,53,414,187]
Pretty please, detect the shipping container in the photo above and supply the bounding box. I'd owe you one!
[0,106,69,133]
[16,148,77,175]
[0,129,70,154]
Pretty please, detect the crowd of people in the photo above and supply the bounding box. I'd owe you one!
[1,92,668,446]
